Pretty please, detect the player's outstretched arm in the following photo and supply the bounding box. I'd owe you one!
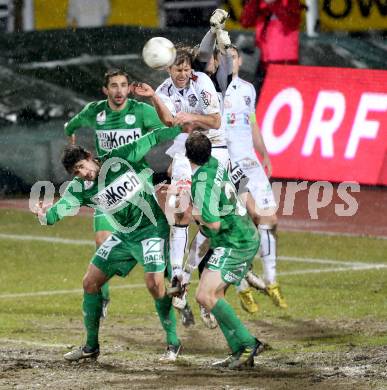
[132,82,175,127]
[32,181,84,225]
[109,124,189,163]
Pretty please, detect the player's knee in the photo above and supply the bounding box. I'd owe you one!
[146,277,164,299]
[195,290,207,306]
[82,275,100,294]
[195,289,214,308]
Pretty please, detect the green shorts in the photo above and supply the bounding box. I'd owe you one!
[93,209,115,233]
[91,230,170,279]
[206,244,259,286]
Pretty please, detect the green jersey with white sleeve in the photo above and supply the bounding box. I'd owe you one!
[44,126,181,240]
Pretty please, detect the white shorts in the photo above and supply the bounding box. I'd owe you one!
[211,146,230,169]
[171,152,192,186]
[236,158,276,210]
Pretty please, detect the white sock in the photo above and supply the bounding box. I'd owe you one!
[170,225,189,270]
[236,278,250,293]
[259,224,277,285]
[187,230,207,271]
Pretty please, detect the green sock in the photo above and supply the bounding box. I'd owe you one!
[218,321,240,354]
[101,282,110,301]
[154,295,180,347]
[211,298,256,349]
[83,292,102,349]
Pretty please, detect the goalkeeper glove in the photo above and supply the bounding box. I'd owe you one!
[210,8,229,32]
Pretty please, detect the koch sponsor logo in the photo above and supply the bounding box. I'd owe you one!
[91,171,143,211]
[97,129,142,150]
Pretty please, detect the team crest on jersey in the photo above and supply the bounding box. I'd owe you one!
[243,96,251,106]
[200,90,211,107]
[110,162,121,173]
[188,94,198,107]
[125,114,136,125]
[96,110,106,125]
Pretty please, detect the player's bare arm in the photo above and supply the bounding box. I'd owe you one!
[251,121,272,177]
[174,111,220,130]
[132,82,175,127]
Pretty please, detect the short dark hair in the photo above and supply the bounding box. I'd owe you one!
[103,68,129,87]
[173,46,194,67]
[185,132,211,166]
[62,145,91,174]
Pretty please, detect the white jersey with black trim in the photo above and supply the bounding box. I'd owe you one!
[224,77,276,209]
[156,71,226,156]
[223,76,257,162]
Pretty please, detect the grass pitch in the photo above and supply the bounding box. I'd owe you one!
[0,208,386,389]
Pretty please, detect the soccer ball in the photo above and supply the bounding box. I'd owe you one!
[142,37,176,70]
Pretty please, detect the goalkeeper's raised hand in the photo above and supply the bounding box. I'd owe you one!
[210,8,229,32]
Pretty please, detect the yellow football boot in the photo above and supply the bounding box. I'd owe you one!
[238,288,259,313]
[266,283,288,309]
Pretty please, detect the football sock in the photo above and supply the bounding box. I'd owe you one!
[170,225,188,270]
[218,321,240,354]
[83,292,102,349]
[259,224,277,284]
[236,277,250,293]
[100,282,110,301]
[155,295,180,347]
[211,299,256,349]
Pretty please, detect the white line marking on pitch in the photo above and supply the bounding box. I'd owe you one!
[1,262,386,299]
[0,339,69,348]
[0,233,386,299]
[0,233,94,246]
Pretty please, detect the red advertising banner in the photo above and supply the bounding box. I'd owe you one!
[256,65,387,185]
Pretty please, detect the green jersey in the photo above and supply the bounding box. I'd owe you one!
[191,156,259,250]
[65,99,166,158]
[45,126,181,240]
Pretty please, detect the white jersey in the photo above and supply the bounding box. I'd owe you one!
[156,71,226,157]
[224,77,276,209]
[224,77,257,163]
